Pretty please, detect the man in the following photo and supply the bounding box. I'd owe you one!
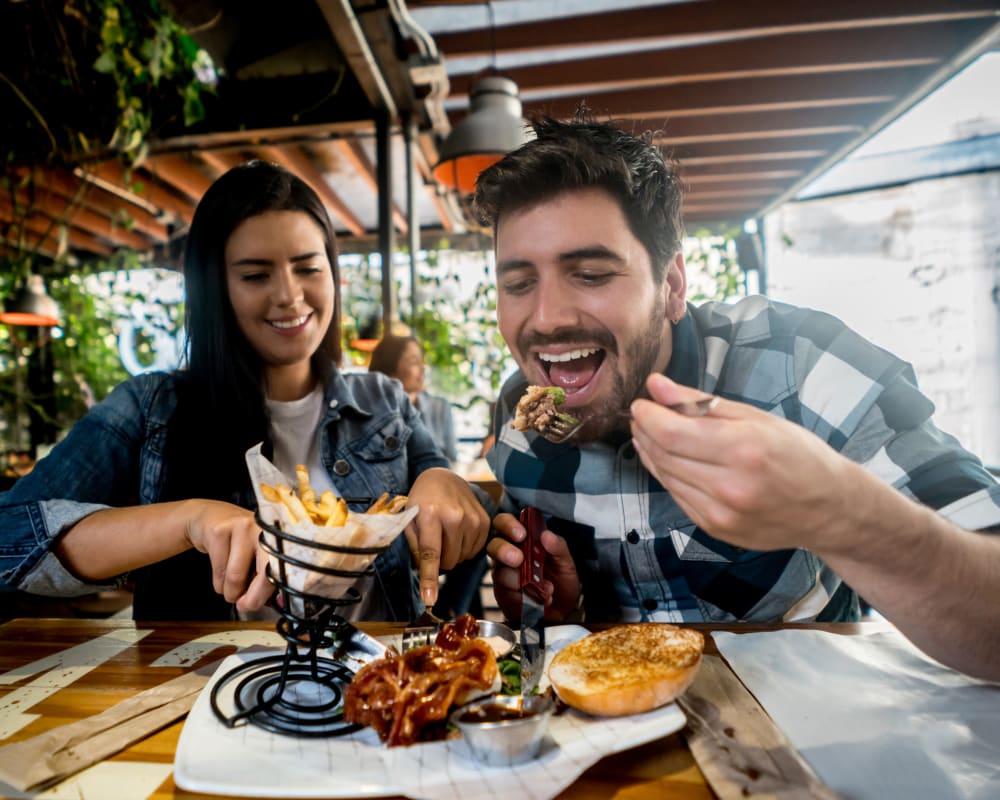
[477,116,1000,681]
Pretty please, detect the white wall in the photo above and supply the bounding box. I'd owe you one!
[765,170,1000,467]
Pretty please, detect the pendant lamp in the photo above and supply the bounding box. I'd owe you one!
[0,273,61,327]
[432,75,528,195]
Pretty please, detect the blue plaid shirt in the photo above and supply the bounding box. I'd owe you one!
[487,296,1000,624]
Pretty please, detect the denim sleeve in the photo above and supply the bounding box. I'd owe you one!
[0,500,118,595]
[401,394,451,483]
[0,376,156,595]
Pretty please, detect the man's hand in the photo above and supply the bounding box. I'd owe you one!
[630,373,859,555]
[404,468,491,607]
[487,512,582,622]
[183,500,274,613]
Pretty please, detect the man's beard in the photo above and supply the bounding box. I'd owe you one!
[575,299,666,442]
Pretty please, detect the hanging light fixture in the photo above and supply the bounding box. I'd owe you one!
[432,75,528,194]
[432,2,529,194]
[0,273,61,327]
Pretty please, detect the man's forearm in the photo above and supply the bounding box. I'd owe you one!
[818,463,1000,680]
[55,501,194,581]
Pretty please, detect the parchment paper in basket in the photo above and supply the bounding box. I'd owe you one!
[245,443,418,605]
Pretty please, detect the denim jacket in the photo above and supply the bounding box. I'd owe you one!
[0,369,449,620]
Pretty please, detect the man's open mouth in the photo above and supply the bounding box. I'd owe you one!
[536,347,606,393]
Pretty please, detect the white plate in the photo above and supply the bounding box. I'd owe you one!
[173,625,687,800]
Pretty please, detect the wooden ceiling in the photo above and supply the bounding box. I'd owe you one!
[3,0,999,271]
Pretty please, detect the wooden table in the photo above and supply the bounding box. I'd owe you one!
[0,618,880,800]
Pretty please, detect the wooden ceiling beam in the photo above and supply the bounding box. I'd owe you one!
[415,130,455,233]
[80,161,195,223]
[16,167,170,242]
[2,230,61,261]
[3,186,154,252]
[669,132,849,159]
[196,149,252,178]
[433,0,998,59]
[446,20,978,102]
[627,105,885,141]
[255,144,366,237]
[519,66,929,123]
[680,150,830,166]
[144,154,215,203]
[329,139,408,235]
[0,200,115,257]
[682,169,805,185]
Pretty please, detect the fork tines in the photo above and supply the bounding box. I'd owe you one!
[401,609,442,652]
[539,413,584,444]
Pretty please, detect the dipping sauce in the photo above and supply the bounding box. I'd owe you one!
[458,703,534,723]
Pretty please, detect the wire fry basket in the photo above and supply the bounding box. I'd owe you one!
[209,511,394,737]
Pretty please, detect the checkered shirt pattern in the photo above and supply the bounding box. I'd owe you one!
[487,296,1000,623]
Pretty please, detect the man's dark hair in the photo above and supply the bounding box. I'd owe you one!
[473,116,684,283]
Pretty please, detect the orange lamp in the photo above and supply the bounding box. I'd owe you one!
[432,75,529,195]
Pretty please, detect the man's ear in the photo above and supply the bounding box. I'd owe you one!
[663,251,687,321]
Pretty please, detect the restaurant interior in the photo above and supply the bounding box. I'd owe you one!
[2,0,998,618]
[1,4,999,800]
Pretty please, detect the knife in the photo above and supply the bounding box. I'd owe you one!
[518,506,547,695]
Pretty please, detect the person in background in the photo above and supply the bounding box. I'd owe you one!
[477,116,1000,681]
[368,334,458,462]
[0,160,489,620]
[369,333,487,618]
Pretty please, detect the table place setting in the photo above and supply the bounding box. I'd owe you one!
[712,627,1000,800]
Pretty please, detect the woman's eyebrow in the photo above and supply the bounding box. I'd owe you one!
[229,251,322,267]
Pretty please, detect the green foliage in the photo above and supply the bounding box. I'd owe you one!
[0,261,183,453]
[341,248,512,406]
[1,0,214,167]
[683,233,746,303]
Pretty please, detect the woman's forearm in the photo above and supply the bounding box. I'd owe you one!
[55,501,195,581]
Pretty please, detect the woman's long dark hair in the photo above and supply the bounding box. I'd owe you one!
[137,162,343,619]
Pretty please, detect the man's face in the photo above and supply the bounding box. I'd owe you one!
[496,188,685,441]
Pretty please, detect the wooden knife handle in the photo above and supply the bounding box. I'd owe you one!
[519,506,547,601]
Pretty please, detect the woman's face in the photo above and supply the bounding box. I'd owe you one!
[395,340,426,396]
[225,210,335,391]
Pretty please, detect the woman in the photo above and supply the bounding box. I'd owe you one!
[368,335,458,462]
[0,161,489,620]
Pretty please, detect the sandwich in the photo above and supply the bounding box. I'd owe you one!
[512,385,578,433]
[548,623,703,716]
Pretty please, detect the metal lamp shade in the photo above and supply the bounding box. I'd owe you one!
[432,76,528,194]
[0,273,61,327]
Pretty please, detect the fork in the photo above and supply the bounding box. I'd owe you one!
[400,608,443,652]
[539,396,720,444]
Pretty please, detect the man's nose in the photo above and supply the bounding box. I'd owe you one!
[531,277,579,331]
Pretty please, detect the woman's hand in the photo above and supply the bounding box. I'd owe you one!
[182,500,274,613]
[487,512,582,623]
[404,467,491,606]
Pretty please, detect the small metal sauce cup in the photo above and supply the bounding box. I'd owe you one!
[450,694,555,766]
[475,619,516,659]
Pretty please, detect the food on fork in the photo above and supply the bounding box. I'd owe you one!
[344,614,499,746]
[548,623,704,717]
[512,385,579,433]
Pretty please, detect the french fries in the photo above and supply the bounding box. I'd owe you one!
[259,465,407,526]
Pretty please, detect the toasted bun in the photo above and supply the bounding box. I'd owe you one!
[548,623,704,717]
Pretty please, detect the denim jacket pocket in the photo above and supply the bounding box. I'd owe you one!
[331,414,413,500]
